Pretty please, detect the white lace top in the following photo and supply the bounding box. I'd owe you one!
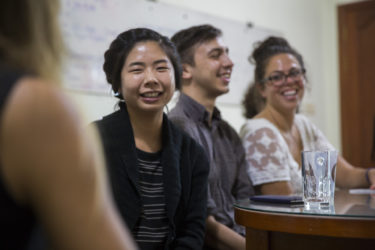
[239,114,335,195]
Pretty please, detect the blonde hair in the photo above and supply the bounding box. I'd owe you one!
[0,0,64,82]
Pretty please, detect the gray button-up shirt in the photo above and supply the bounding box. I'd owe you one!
[169,93,254,234]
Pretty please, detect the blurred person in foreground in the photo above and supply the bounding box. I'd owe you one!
[0,1,136,249]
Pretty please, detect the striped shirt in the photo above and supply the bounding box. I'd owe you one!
[133,149,168,249]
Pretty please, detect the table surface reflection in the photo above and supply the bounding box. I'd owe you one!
[234,189,375,219]
[234,189,375,250]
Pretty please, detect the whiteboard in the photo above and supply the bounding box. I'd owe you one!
[60,0,278,104]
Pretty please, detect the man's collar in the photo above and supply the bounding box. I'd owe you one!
[178,92,222,124]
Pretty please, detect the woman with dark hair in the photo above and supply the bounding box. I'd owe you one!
[0,1,136,249]
[240,36,375,195]
[92,28,209,249]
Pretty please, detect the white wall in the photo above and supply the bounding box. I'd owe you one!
[66,0,361,151]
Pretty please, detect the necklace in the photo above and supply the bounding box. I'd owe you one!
[268,109,302,167]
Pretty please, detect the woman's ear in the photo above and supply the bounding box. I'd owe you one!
[257,83,267,98]
[181,64,192,80]
[116,82,124,99]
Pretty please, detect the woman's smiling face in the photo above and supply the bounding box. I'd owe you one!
[260,53,306,112]
[120,41,175,114]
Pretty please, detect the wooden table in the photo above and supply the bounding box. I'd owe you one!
[234,189,375,250]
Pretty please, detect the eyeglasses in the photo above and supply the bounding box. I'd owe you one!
[262,68,306,87]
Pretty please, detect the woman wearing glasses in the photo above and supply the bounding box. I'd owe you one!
[239,36,375,195]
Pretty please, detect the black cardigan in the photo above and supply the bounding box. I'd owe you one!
[93,103,209,249]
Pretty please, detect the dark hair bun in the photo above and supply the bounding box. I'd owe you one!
[250,36,292,65]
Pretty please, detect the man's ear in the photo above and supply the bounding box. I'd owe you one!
[182,64,193,80]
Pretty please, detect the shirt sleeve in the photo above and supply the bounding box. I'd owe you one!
[242,126,292,186]
[232,134,254,199]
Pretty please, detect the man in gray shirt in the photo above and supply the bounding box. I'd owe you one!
[169,24,254,250]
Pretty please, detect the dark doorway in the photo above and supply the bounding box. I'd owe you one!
[338,0,375,167]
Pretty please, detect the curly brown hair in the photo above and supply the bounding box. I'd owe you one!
[242,36,305,118]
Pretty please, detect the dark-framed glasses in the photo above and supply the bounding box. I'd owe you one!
[262,68,306,86]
